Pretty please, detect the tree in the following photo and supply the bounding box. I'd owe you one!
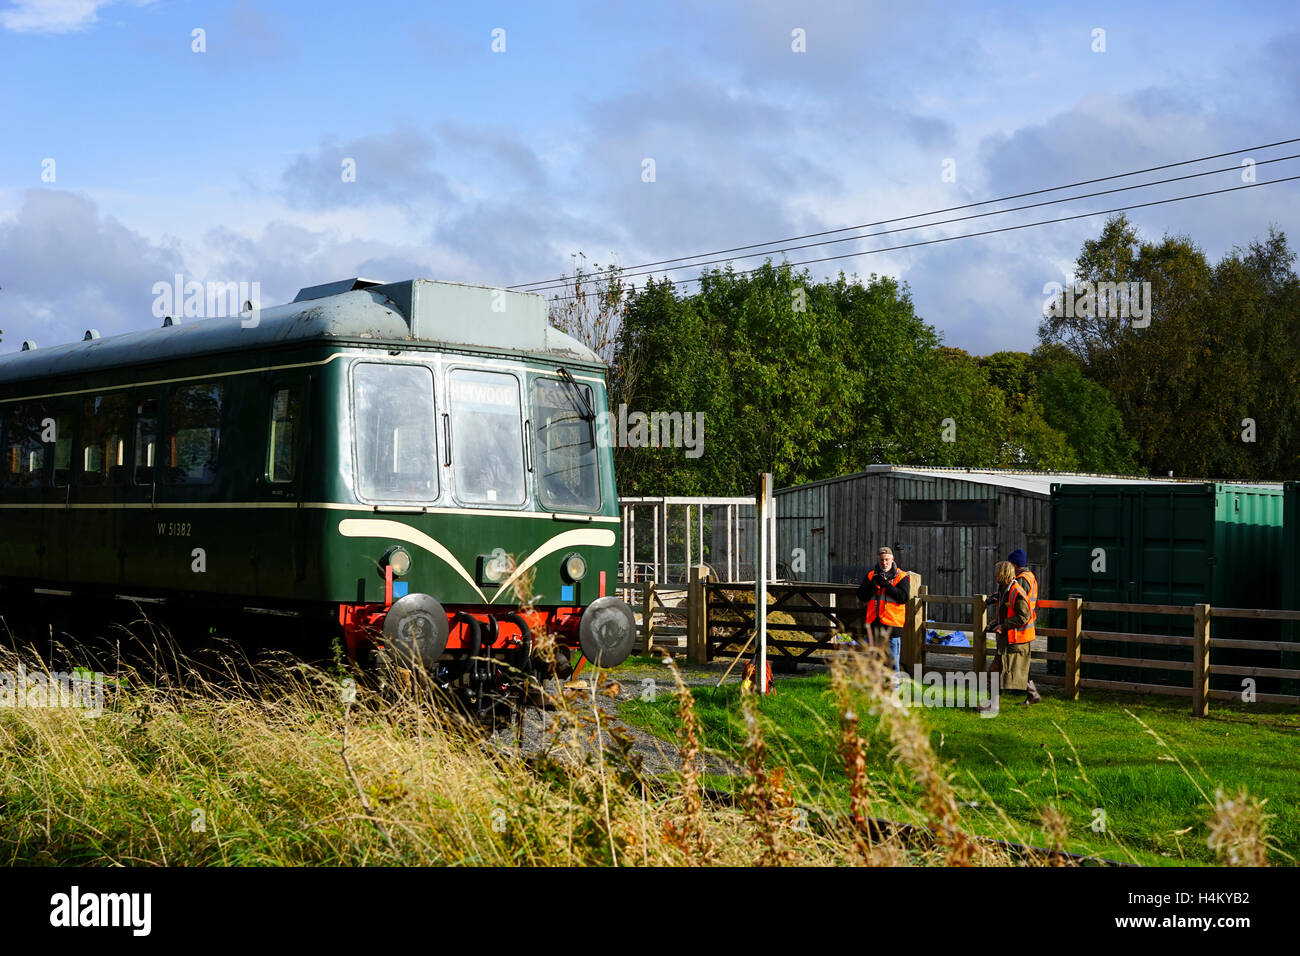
[547,255,632,407]
[978,351,1037,411]
[611,264,943,494]
[1035,360,1138,473]
[1038,214,1299,479]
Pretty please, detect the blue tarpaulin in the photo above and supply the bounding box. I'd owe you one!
[925,629,970,647]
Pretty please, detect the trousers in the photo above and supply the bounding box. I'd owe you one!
[869,625,901,672]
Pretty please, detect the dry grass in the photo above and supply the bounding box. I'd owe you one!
[0,636,834,866]
[827,645,990,865]
[661,657,714,865]
[1206,788,1273,867]
[0,624,1277,866]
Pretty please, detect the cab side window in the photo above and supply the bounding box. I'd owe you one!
[267,386,300,483]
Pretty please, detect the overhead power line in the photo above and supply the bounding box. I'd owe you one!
[513,136,1300,292]
[540,174,1300,304]
[523,153,1300,294]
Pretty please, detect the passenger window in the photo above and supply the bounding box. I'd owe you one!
[353,363,437,501]
[532,377,600,511]
[52,407,74,488]
[267,387,300,483]
[80,394,130,487]
[166,383,223,485]
[134,397,158,485]
[450,369,525,506]
[3,404,47,489]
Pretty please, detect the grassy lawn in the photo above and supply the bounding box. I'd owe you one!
[620,670,1300,866]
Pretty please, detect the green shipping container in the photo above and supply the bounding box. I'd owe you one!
[1277,482,1300,695]
[1048,482,1284,693]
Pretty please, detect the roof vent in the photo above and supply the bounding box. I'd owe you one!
[21,340,35,351]
[84,329,100,340]
[293,277,386,303]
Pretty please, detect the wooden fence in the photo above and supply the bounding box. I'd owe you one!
[617,580,687,655]
[618,568,1300,716]
[918,591,1300,715]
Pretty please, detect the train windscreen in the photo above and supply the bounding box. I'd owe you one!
[449,369,526,506]
[532,377,600,512]
[354,362,438,501]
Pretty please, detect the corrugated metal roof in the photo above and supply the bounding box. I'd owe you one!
[891,468,1189,496]
[776,465,1280,498]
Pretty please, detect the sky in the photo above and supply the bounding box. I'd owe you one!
[0,0,1297,355]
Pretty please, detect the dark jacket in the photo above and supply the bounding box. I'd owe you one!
[996,582,1031,629]
[858,565,911,605]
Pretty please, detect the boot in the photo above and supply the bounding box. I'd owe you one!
[1024,680,1042,705]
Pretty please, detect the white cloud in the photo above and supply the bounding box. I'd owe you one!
[0,189,183,345]
[0,0,152,34]
[2,0,108,33]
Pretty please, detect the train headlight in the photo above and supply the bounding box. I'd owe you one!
[561,552,588,583]
[383,546,412,577]
[482,548,516,584]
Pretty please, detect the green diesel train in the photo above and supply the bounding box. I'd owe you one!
[0,277,635,705]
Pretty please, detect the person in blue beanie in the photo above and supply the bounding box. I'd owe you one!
[1006,548,1042,704]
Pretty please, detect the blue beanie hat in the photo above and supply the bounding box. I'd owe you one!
[1008,549,1027,567]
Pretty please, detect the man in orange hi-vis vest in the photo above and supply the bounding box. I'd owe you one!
[997,548,1042,705]
[857,546,911,673]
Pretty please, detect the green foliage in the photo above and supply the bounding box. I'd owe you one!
[1039,215,1300,479]
[596,213,1298,493]
[978,350,1037,410]
[613,265,1083,494]
[1035,360,1138,473]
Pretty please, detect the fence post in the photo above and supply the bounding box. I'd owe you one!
[686,566,699,663]
[1192,603,1211,717]
[903,583,926,672]
[687,564,709,665]
[971,594,987,675]
[700,566,711,663]
[1065,596,1083,701]
[641,582,656,655]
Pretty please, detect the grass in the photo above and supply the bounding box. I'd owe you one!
[620,664,1298,866]
[0,637,857,866]
[0,627,1286,867]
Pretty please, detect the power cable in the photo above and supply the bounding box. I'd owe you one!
[512,136,1300,291]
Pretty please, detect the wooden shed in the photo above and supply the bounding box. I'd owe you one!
[774,466,1181,597]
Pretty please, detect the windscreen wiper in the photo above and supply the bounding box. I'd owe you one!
[556,366,596,421]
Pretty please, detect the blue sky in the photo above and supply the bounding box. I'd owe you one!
[1,0,1297,353]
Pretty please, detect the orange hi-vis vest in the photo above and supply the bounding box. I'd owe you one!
[1016,568,1039,606]
[864,567,907,629]
[1004,569,1037,644]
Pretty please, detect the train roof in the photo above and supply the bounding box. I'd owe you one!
[0,278,603,386]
